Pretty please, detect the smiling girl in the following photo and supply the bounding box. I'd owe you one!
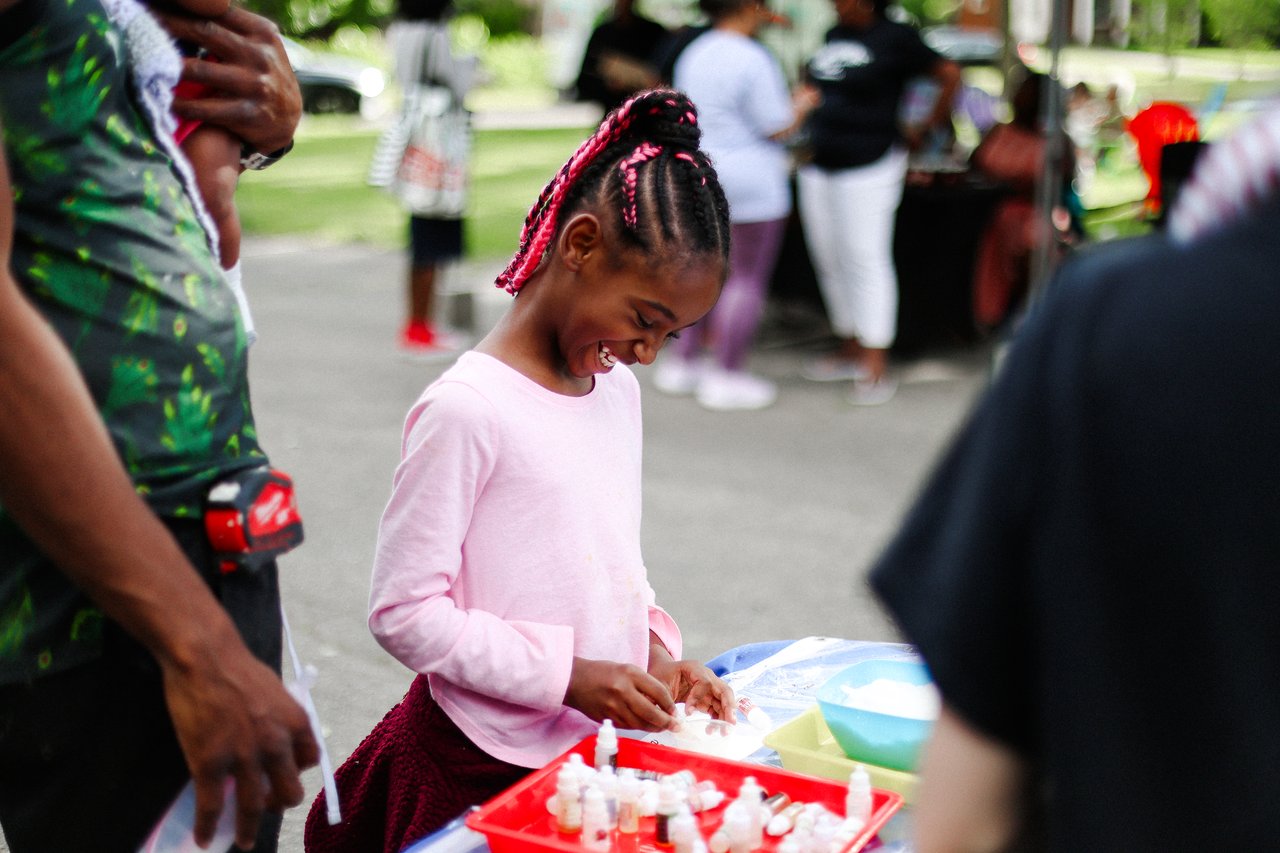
[305,89,737,852]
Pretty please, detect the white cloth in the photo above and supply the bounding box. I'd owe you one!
[368,352,682,767]
[674,30,794,223]
[222,262,255,346]
[797,147,908,348]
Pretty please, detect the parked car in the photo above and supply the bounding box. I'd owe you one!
[921,25,1005,67]
[282,37,386,117]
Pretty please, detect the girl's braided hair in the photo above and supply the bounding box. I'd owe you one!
[495,89,732,295]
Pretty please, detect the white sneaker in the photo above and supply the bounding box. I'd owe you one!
[848,376,898,406]
[696,368,778,411]
[653,357,703,396]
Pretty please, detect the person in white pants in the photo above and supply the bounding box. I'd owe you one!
[797,147,906,386]
[796,0,958,404]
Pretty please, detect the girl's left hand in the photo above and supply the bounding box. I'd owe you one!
[648,656,736,723]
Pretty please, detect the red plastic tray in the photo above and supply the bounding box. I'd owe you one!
[465,735,903,853]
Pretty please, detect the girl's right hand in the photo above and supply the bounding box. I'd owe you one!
[564,657,678,732]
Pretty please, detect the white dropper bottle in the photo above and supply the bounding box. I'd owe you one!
[670,804,699,853]
[555,763,583,834]
[595,718,619,770]
[655,777,682,847]
[617,768,641,834]
[581,785,611,851]
[845,763,873,825]
[737,775,765,848]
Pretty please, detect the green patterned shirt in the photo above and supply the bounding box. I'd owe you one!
[0,0,266,681]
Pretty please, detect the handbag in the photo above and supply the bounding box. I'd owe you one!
[368,26,471,218]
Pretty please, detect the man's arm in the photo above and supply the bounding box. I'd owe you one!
[156,5,302,156]
[912,703,1030,853]
[0,135,317,850]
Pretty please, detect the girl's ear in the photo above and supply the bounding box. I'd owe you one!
[558,213,603,273]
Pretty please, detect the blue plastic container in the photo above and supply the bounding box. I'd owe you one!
[816,658,936,772]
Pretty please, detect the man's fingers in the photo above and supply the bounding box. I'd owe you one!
[191,774,228,848]
[153,14,241,60]
[232,767,267,851]
[260,736,310,812]
[217,4,280,38]
[154,7,276,60]
[180,55,263,96]
[171,94,257,131]
[295,725,321,772]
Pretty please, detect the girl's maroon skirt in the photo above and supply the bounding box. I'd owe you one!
[304,674,531,853]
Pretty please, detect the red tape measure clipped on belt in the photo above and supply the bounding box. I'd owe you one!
[204,467,304,574]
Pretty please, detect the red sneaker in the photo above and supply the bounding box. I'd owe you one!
[400,321,435,348]
[399,321,464,361]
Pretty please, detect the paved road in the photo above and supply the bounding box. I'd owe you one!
[238,236,992,848]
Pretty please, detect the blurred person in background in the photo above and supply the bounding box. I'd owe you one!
[870,106,1280,851]
[655,0,816,411]
[387,0,477,356]
[968,71,1079,334]
[574,0,669,113]
[795,0,959,405]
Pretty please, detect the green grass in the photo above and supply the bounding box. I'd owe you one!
[236,117,594,259]
[467,125,595,257]
[239,43,1280,253]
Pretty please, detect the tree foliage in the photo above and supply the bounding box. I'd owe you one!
[1201,0,1280,49]
[1129,0,1202,51]
[243,0,531,39]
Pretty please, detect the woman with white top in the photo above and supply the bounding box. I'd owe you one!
[657,0,815,411]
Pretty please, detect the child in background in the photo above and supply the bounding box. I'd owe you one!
[304,89,737,853]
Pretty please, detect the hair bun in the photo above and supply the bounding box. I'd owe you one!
[617,89,702,150]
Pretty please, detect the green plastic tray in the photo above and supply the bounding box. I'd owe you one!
[764,705,918,804]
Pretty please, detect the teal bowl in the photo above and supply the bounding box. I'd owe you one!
[816,658,937,772]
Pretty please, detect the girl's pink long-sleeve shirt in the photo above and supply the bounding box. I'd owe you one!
[368,352,682,768]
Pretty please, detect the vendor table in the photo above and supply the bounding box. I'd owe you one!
[403,637,922,853]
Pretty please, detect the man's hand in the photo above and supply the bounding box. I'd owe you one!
[163,633,319,849]
[156,6,301,155]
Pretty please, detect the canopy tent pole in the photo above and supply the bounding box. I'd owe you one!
[1027,0,1070,305]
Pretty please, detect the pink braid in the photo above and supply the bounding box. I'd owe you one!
[618,142,662,230]
[495,95,646,294]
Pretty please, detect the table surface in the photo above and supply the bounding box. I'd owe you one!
[404,637,922,853]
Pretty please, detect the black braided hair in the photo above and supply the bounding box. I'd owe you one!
[495,88,731,294]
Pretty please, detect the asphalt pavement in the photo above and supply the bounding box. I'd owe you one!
[238,235,992,849]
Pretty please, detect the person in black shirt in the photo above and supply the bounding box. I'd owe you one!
[573,0,668,112]
[796,0,958,404]
[871,109,1280,850]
